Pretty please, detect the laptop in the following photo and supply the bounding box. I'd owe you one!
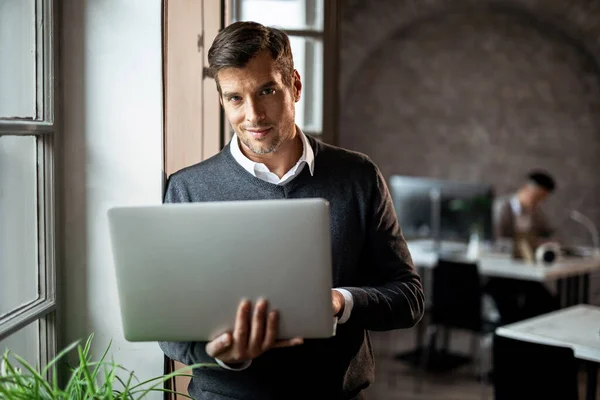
[107,198,335,342]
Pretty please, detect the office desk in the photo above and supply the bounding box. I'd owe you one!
[408,239,600,280]
[495,305,600,400]
[407,239,600,305]
[396,240,600,372]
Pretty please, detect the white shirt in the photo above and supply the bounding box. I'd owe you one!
[218,127,354,371]
[229,128,315,184]
[510,195,533,232]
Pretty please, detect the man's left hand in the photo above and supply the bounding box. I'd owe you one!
[332,290,345,318]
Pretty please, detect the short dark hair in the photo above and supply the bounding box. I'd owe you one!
[527,170,556,192]
[207,21,295,95]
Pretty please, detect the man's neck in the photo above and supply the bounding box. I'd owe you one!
[240,133,303,179]
[516,191,532,212]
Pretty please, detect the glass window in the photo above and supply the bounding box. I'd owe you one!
[0,0,56,372]
[0,136,39,317]
[0,319,39,367]
[0,0,37,119]
[238,0,323,31]
[289,36,323,133]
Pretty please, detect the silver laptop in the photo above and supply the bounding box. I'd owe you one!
[107,198,335,342]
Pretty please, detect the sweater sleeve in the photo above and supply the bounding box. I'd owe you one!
[342,163,425,331]
[157,174,216,367]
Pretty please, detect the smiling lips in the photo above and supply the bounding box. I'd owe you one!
[246,127,271,139]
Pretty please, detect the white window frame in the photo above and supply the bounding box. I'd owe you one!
[228,0,339,145]
[0,0,58,370]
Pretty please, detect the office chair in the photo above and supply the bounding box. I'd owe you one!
[492,333,579,400]
[417,259,498,397]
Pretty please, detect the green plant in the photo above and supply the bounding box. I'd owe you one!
[0,334,215,399]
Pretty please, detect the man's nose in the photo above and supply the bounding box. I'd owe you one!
[245,99,265,123]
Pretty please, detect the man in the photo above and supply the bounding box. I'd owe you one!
[493,170,556,245]
[484,170,560,324]
[158,21,424,399]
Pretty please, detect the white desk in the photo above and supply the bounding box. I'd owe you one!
[407,239,600,282]
[475,253,600,281]
[495,305,600,363]
[495,305,600,400]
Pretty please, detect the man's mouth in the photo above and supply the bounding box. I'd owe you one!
[246,127,271,139]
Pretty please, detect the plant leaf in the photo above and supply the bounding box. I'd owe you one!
[11,353,54,396]
[77,343,97,395]
[42,338,81,377]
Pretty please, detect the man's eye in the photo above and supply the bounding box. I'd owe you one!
[261,88,275,95]
[228,96,241,102]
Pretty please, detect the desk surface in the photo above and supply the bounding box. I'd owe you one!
[407,239,600,281]
[495,304,600,363]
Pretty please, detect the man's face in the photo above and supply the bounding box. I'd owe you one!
[523,184,550,209]
[217,51,301,155]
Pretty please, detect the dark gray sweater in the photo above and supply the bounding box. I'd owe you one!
[159,135,424,400]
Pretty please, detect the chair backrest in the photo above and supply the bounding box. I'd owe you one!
[492,334,579,400]
[431,258,482,332]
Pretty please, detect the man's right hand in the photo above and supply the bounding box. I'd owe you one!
[205,298,304,364]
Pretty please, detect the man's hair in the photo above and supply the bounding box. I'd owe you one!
[207,21,294,95]
[527,170,556,192]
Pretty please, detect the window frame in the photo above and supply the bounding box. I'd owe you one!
[0,0,58,370]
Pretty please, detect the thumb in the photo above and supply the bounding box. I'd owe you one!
[205,333,232,357]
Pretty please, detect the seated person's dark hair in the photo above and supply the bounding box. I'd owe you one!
[528,170,556,192]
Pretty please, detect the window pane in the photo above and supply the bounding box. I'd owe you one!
[0,0,36,119]
[0,136,38,317]
[0,319,40,368]
[237,0,324,31]
[290,36,323,133]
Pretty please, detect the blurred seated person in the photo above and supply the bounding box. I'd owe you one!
[484,170,560,324]
[493,170,557,249]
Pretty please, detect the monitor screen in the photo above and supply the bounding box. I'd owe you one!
[388,175,495,243]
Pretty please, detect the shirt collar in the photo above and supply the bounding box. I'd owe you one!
[298,127,315,175]
[510,195,523,215]
[229,133,258,176]
[229,126,315,177]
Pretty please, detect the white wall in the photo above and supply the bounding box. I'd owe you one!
[61,0,164,395]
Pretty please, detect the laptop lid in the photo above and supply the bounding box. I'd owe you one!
[107,198,335,342]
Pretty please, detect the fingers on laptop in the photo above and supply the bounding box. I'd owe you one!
[261,306,282,351]
[250,298,270,352]
[205,299,251,358]
[206,298,268,360]
[206,298,303,360]
[232,298,252,355]
[206,332,232,357]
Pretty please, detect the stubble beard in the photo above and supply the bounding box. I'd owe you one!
[241,133,283,155]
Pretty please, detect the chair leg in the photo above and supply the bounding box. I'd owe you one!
[470,334,478,377]
[442,326,451,353]
[414,324,438,394]
[478,334,493,400]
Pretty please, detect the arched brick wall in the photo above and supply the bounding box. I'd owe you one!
[339,0,600,245]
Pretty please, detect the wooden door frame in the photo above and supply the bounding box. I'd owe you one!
[162,0,226,399]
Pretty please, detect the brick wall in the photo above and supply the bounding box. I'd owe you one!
[338,0,600,247]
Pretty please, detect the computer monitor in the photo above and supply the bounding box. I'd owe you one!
[388,175,495,243]
[387,175,439,240]
[438,181,495,243]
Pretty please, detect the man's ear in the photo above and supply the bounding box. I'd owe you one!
[293,70,302,103]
